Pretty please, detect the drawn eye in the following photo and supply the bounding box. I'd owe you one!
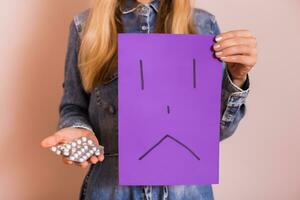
[193,58,196,88]
[140,59,144,90]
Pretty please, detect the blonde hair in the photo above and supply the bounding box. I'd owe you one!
[79,0,197,92]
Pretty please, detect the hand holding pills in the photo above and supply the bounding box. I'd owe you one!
[50,136,104,162]
[41,127,105,168]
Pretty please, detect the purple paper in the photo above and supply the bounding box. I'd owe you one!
[118,33,222,185]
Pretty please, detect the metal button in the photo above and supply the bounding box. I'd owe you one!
[137,5,150,15]
[141,25,148,31]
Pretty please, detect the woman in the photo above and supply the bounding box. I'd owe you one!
[41,0,257,199]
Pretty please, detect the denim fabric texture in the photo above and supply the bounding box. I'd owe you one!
[57,0,250,199]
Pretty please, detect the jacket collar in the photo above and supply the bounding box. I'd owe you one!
[119,0,160,14]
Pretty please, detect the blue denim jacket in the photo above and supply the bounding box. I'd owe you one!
[57,0,250,199]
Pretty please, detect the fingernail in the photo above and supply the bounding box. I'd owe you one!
[100,155,105,161]
[215,36,223,42]
[215,52,223,57]
[220,56,227,60]
[214,44,221,49]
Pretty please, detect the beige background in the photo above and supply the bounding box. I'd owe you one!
[0,0,299,199]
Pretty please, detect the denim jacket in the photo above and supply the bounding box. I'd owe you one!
[57,0,250,199]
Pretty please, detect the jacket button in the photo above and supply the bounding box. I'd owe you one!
[141,25,148,31]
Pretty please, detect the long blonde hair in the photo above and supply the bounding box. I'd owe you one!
[79,0,197,92]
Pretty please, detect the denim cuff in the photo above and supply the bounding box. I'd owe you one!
[57,118,95,134]
[223,67,250,105]
[221,67,250,125]
[71,123,95,134]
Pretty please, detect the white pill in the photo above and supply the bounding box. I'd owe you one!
[95,150,100,156]
[71,148,77,153]
[69,156,75,161]
[92,147,97,152]
[86,152,91,157]
[87,140,93,145]
[71,142,77,147]
[74,153,79,158]
[56,150,61,155]
[81,137,87,142]
[59,146,66,151]
[76,140,82,145]
[83,146,89,150]
[79,158,84,162]
[51,146,57,152]
[65,144,71,149]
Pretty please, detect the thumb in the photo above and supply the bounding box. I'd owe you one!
[40,134,63,148]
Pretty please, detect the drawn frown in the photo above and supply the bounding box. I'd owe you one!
[138,59,201,161]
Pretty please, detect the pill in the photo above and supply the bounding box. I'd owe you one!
[82,155,88,160]
[95,150,101,156]
[87,140,93,145]
[81,137,87,142]
[63,151,70,156]
[71,148,77,153]
[76,140,82,145]
[51,146,57,152]
[71,142,77,147]
[56,150,61,155]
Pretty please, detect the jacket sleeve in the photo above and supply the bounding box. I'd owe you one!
[56,19,94,133]
[210,15,250,141]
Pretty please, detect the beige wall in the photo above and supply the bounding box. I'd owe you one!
[0,0,299,199]
[196,1,300,199]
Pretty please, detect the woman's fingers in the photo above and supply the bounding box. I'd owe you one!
[89,156,99,164]
[218,55,256,67]
[79,161,89,168]
[214,37,257,51]
[213,29,257,68]
[62,155,104,167]
[98,155,105,162]
[215,45,257,57]
[70,160,89,168]
[88,155,104,165]
[62,156,74,165]
[215,30,253,42]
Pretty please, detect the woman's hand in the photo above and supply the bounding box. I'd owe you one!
[214,30,257,88]
[41,127,104,168]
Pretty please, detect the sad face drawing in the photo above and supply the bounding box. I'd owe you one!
[137,59,201,161]
[118,34,222,185]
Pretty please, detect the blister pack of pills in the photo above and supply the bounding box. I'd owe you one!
[50,137,104,163]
